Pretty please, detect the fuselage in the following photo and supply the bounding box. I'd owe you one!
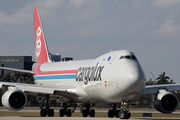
[33,50,146,104]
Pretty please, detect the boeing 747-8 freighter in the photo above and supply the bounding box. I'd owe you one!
[0,8,180,119]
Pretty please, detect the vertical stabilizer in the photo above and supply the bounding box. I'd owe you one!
[33,8,51,64]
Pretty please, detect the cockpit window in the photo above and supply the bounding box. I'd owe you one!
[119,55,137,60]
[132,55,137,60]
[125,56,131,59]
[120,56,124,59]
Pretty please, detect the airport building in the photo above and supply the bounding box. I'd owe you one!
[0,56,34,76]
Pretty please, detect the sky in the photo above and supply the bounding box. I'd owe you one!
[0,0,180,83]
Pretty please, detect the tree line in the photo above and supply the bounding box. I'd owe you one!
[0,72,34,84]
[146,71,175,85]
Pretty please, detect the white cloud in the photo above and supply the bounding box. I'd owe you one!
[0,8,31,25]
[69,0,85,8]
[68,0,100,9]
[41,0,64,8]
[153,0,180,7]
[0,0,99,25]
[158,19,180,36]
[0,0,65,25]
[67,8,99,22]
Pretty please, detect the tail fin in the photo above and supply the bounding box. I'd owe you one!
[33,8,51,64]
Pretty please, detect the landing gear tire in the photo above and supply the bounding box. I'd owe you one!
[90,109,95,117]
[83,109,88,117]
[47,109,54,117]
[67,109,72,117]
[40,95,57,117]
[59,109,65,117]
[40,109,54,117]
[40,109,46,117]
[108,110,114,118]
[118,110,131,119]
[115,110,120,118]
[125,111,131,119]
[119,110,126,119]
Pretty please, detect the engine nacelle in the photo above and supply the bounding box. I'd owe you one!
[154,89,178,113]
[1,87,27,111]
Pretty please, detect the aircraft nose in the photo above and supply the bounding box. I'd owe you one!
[129,71,145,83]
[129,71,146,93]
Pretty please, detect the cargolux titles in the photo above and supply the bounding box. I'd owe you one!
[76,63,104,85]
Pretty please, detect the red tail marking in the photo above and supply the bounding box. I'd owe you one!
[33,8,50,64]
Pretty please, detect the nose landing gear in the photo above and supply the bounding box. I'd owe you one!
[108,103,131,119]
[118,109,131,119]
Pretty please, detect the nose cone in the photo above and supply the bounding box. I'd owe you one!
[129,71,144,82]
[129,71,146,91]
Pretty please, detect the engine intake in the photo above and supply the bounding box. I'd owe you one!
[154,90,178,113]
[2,87,27,111]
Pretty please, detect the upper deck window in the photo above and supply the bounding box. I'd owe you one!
[119,55,137,60]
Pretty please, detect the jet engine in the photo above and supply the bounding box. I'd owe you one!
[1,87,27,111]
[154,89,178,113]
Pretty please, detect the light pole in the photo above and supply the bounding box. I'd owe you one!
[150,71,155,85]
[150,71,156,108]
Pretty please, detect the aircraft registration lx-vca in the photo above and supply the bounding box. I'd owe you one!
[0,8,180,119]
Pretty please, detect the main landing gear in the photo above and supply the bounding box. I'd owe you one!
[59,103,95,117]
[108,103,131,119]
[40,95,56,117]
[59,103,76,117]
[80,104,95,117]
[39,95,76,117]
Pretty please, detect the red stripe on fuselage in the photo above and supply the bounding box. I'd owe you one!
[33,63,77,76]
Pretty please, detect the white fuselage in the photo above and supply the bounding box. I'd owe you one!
[34,50,146,103]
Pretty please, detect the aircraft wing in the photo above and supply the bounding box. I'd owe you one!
[0,67,34,74]
[0,82,76,98]
[143,83,180,95]
[0,67,76,98]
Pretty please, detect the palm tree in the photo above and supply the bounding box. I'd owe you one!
[24,74,34,84]
[156,72,170,84]
[0,72,11,82]
[11,72,23,83]
[146,78,156,85]
[168,79,175,84]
